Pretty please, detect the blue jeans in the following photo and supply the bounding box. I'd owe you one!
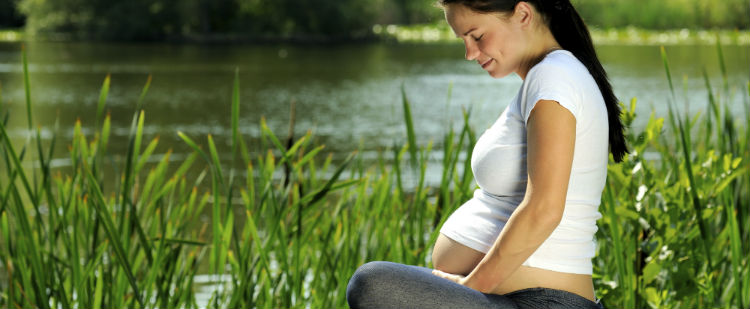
[346,261,604,309]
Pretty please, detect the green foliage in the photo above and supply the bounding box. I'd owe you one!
[572,0,750,30]
[1,45,748,308]
[17,0,391,40]
[384,0,443,24]
[18,0,192,40]
[10,0,750,40]
[593,45,749,308]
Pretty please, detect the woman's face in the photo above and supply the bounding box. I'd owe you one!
[444,3,528,78]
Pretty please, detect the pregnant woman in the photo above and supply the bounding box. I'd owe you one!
[346,1,627,308]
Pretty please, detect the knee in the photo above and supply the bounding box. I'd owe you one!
[346,261,395,308]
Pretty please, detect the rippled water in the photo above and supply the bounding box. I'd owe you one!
[0,41,748,168]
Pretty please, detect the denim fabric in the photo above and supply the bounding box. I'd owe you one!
[346,261,604,309]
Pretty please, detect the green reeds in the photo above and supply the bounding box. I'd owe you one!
[593,46,748,308]
[1,45,748,308]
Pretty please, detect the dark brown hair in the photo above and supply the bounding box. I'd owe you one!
[441,0,628,162]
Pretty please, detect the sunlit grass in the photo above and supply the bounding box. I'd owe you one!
[0,43,748,308]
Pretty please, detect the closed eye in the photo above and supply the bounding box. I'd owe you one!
[473,34,483,42]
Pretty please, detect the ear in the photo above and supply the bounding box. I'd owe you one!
[512,1,534,27]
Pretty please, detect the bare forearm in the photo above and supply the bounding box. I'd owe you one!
[464,200,562,293]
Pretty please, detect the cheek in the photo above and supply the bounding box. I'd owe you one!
[477,41,492,56]
[479,36,500,55]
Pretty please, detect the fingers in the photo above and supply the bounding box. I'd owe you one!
[432,269,463,284]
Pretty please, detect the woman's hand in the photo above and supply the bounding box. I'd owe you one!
[432,269,492,293]
[431,269,469,286]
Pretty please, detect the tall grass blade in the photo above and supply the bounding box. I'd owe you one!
[724,191,745,309]
[95,74,110,130]
[93,264,104,309]
[136,74,151,111]
[662,45,716,302]
[660,46,676,101]
[702,69,719,146]
[6,182,48,308]
[604,180,633,308]
[715,37,729,95]
[177,132,211,164]
[0,122,37,206]
[232,67,240,163]
[301,151,357,207]
[118,77,148,234]
[401,84,418,169]
[21,45,32,130]
[260,117,288,160]
[134,136,159,173]
[84,166,144,307]
[206,134,228,276]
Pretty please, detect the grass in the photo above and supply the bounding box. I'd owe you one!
[0,42,748,308]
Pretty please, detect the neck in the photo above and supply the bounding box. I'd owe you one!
[516,28,561,80]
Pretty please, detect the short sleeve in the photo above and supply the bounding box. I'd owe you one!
[521,63,581,125]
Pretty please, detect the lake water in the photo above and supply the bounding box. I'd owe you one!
[1,41,748,167]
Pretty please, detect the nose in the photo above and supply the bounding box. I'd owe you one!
[464,40,480,61]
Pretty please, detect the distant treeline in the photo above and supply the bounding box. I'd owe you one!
[0,0,747,41]
[0,0,440,41]
[572,0,749,30]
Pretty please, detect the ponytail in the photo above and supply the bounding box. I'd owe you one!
[439,0,629,162]
[541,0,628,162]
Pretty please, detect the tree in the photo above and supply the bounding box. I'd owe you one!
[0,0,25,28]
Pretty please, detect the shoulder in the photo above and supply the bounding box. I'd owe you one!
[520,51,587,123]
[526,50,586,83]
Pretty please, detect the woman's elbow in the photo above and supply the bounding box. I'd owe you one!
[529,200,564,227]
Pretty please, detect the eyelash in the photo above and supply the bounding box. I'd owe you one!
[473,34,483,42]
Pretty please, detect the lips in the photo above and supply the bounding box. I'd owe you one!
[480,58,493,69]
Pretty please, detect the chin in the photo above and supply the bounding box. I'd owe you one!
[488,70,510,79]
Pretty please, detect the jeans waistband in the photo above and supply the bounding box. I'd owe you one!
[503,287,604,309]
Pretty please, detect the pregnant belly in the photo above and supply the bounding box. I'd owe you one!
[432,234,595,302]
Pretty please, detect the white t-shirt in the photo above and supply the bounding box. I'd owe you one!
[439,50,609,274]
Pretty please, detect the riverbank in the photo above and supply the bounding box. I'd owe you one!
[0,29,22,42]
[3,26,750,46]
[375,23,750,45]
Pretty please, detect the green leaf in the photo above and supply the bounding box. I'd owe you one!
[300,151,357,207]
[96,74,110,129]
[149,237,207,246]
[401,84,418,169]
[22,44,32,130]
[93,264,104,309]
[135,136,160,173]
[642,260,661,285]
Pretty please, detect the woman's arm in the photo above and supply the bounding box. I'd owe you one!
[434,99,576,293]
